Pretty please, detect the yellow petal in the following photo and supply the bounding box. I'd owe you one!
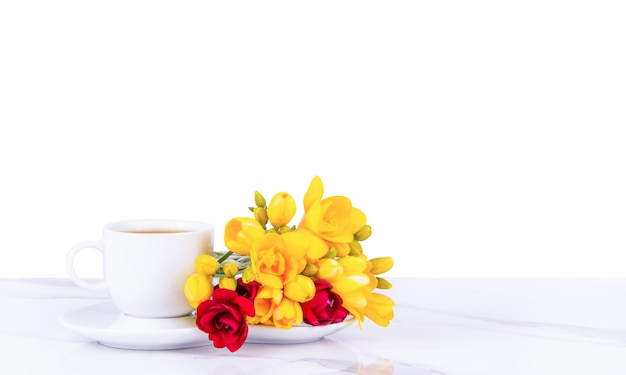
[339,290,367,324]
[331,274,371,293]
[257,273,284,290]
[303,176,324,210]
[273,298,303,329]
[300,199,321,234]
[365,293,395,327]
[281,231,308,260]
[301,229,329,260]
[315,258,343,280]
[348,208,367,236]
[338,256,368,273]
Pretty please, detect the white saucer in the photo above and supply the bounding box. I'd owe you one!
[60,302,355,350]
[245,316,354,344]
[59,302,210,350]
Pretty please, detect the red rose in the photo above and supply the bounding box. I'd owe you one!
[301,280,349,326]
[196,288,255,352]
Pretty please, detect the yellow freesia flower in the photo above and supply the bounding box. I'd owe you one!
[224,217,265,255]
[299,176,367,248]
[184,273,213,308]
[364,292,395,327]
[314,255,372,324]
[267,192,296,229]
[249,285,281,325]
[338,289,369,324]
[249,232,306,290]
[283,274,316,303]
[273,297,303,329]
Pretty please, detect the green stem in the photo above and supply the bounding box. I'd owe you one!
[217,250,233,264]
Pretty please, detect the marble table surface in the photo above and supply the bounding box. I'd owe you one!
[2,278,626,374]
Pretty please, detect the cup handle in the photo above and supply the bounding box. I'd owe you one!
[66,240,108,293]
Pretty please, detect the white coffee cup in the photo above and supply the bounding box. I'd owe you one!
[66,219,214,318]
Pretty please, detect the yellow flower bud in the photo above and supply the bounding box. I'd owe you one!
[222,262,239,278]
[284,274,316,303]
[242,267,256,283]
[254,207,268,227]
[315,258,343,280]
[301,263,318,277]
[334,242,350,257]
[194,254,219,276]
[354,225,372,241]
[267,192,296,229]
[278,225,293,234]
[297,258,308,274]
[376,277,393,289]
[369,257,394,275]
[218,276,238,291]
[349,240,363,256]
[323,247,337,259]
[255,191,267,208]
[184,273,213,308]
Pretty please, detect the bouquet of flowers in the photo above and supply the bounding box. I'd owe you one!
[183,176,395,352]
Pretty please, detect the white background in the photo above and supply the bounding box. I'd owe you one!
[1,1,624,279]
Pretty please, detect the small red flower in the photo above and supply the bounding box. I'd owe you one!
[196,288,255,352]
[236,279,261,302]
[301,280,349,326]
